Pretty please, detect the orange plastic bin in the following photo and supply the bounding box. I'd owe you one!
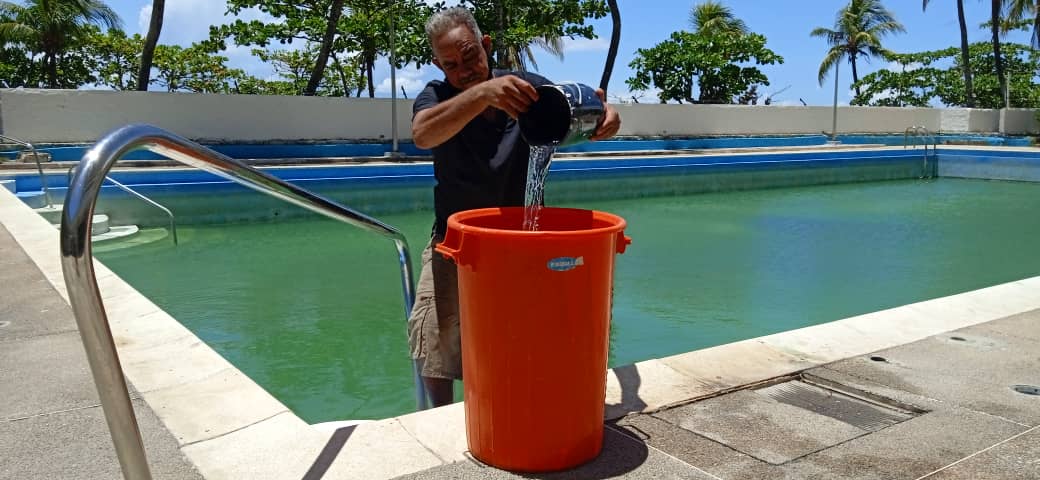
[435,206,631,472]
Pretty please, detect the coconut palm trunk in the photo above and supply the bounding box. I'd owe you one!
[957,0,975,106]
[137,0,164,91]
[992,0,1007,107]
[850,53,860,96]
[599,0,620,93]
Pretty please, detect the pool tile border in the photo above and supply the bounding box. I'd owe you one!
[3,166,1040,479]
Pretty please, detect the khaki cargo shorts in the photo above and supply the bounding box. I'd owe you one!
[407,235,462,380]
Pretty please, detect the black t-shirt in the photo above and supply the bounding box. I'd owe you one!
[413,69,552,236]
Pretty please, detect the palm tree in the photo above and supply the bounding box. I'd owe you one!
[137,0,164,91]
[1006,0,1039,47]
[0,0,121,88]
[990,0,1007,107]
[811,0,905,98]
[923,0,974,107]
[599,0,620,93]
[689,1,747,35]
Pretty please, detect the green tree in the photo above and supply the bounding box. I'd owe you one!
[152,43,244,93]
[0,0,121,88]
[923,0,974,107]
[137,0,164,91]
[214,0,431,97]
[452,0,609,71]
[851,41,1040,108]
[85,27,143,90]
[690,1,747,35]
[252,46,363,96]
[811,0,905,98]
[626,30,783,104]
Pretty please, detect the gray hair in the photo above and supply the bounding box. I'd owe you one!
[425,7,482,46]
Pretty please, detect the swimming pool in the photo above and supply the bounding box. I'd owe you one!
[43,148,1036,423]
[2,133,1032,161]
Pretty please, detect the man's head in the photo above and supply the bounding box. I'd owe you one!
[425,7,491,91]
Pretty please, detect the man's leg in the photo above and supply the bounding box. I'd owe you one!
[407,235,463,408]
[423,377,454,407]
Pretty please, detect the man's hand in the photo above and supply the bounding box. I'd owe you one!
[591,88,621,141]
[477,76,539,119]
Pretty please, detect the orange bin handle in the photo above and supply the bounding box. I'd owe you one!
[435,229,464,264]
[617,232,632,254]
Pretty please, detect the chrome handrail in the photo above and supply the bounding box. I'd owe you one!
[1,133,52,208]
[67,167,179,245]
[60,124,425,480]
[903,126,937,179]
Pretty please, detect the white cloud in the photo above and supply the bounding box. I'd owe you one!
[773,99,804,107]
[562,37,609,53]
[376,65,437,98]
[885,60,922,72]
[138,0,274,47]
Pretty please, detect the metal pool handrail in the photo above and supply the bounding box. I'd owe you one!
[60,124,425,480]
[903,126,938,179]
[0,133,52,208]
[67,167,180,245]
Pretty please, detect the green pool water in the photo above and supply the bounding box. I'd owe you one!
[94,178,1040,423]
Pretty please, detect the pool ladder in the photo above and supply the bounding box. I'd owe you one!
[903,126,938,179]
[66,167,179,245]
[59,124,425,480]
[1,134,52,208]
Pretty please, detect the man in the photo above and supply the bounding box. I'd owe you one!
[409,6,621,407]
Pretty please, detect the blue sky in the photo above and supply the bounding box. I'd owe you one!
[103,0,1033,106]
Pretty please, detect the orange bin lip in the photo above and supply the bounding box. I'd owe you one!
[444,206,628,237]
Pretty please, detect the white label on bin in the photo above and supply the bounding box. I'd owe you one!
[547,256,584,272]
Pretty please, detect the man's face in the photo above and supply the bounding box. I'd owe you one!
[431,25,491,91]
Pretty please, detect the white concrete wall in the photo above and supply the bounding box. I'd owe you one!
[1,89,1035,143]
[0,89,415,143]
[606,104,942,136]
[1000,108,1039,135]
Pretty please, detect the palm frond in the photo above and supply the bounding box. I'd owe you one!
[817,48,843,85]
[0,21,36,43]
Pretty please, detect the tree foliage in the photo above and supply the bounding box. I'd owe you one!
[626,30,782,104]
[212,0,432,97]
[851,41,1040,108]
[151,44,245,93]
[689,0,747,35]
[86,27,142,90]
[434,0,608,71]
[0,0,121,88]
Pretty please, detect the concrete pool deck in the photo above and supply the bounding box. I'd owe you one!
[2,169,1039,479]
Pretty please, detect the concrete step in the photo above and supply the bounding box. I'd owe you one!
[50,214,111,235]
[16,190,48,209]
[35,204,64,223]
[91,227,170,253]
[91,225,139,243]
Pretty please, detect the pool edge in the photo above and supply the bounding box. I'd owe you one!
[3,182,1039,479]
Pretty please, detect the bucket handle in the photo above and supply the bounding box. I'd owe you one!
[616,232,632,254]
[435,230,464,264]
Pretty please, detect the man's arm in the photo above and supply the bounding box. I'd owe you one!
[412,76,540,150]
[590,88,621,141]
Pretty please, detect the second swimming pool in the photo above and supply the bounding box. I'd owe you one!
[92,176,1040,423]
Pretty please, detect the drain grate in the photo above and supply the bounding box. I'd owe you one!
[757,380,915,432]
[1012,385,1040,396]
